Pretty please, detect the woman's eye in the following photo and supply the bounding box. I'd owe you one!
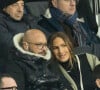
[62,44,67,47]
[52,46,58,50]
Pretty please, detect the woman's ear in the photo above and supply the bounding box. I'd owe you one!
[22,42,29,51]
[96,78,100,88]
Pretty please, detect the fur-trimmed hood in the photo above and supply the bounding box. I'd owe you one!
[44,8,85,23]
[13,33,51,60]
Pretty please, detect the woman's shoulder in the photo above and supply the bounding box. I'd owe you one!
[76,53,100,70]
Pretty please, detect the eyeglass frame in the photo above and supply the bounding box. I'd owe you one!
[0,86,18,90]
[26,42,47,49]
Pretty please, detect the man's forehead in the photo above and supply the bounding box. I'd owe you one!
[14,0,24,3]
[29,37,47,43]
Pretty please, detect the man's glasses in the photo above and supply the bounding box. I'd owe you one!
[65,0,76,2]
[27,42,47,49]
[0,86,18,90]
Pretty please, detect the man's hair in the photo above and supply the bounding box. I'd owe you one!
[48,0,53,7]
[0,0,18,10]
[93,64,100,80]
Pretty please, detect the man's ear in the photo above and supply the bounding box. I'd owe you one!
[52,0,57,7]
[22,42,29,51]
[96,79,100,88]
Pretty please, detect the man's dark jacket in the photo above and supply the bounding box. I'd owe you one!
[4,33,69,90]
[0,12,35,59]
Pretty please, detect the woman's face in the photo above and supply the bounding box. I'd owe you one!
[52,37,71,62]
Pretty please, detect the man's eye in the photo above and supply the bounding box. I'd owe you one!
[12,4,18,6]
[21,4,24,7]
[36,44,42,46]
[64,0,76,1]
[64,0,70,1]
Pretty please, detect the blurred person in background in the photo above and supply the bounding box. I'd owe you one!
[0,0,36,60]
[0,73,18,90]
[0,0,37,72]
[38,0,100,58]
[93,64,100,90]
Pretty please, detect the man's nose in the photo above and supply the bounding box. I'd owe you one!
[18,5,24,12]
[70,0,76,5]
[42,45,47,50]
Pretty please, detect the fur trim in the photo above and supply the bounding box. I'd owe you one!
[96,27,100,38]
[44,8,52,19]
[13,33,51,60]
[96,14,100,38]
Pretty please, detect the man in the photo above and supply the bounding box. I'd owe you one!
[5,29,64,90]
[0,74,17,90]
[38,0,100,58]
[38,0,79,36]
[0,0,35,59]
[21,29,48,56]
[77,0,98,34]
[0,0,35,72]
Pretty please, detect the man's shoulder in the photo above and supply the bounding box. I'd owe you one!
[0,13,7,21]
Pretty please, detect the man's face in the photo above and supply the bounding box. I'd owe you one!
[26,34,47,56]
[0,77,17,90]
[3,0,24,21]
[52,0,76,15]
[96,78,100,88]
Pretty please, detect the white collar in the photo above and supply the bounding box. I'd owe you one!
[13,33,51,60]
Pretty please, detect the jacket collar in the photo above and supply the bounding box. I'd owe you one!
[44,8,85,23]
[13,33,51,60]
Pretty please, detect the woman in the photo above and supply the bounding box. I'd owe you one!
[48,32,100,90]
